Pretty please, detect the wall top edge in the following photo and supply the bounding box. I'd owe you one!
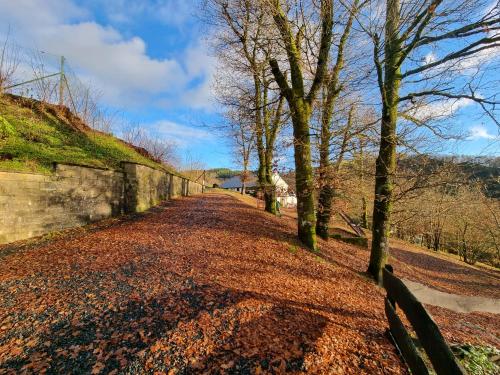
[0,162,204,185]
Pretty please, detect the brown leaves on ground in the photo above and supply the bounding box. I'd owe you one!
[285,203,500,348]
[0,193,406,374]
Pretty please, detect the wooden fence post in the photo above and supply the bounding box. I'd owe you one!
[383,266,466,375]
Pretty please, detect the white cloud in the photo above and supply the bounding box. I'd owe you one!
[407,97,474,122]
[0,0,214,109]
[467,125,499,140]
[0,0,86,26]
[423,52,437,65]
[154,120,212,146]
[179,43,217,110]
[155,0,196,26]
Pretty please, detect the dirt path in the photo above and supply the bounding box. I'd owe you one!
[403,279,500,314]
[0,194,405,374]
[389,242,500,300]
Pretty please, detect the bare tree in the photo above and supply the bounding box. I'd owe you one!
[262,0,334,250]
[122,124,179,166]
[360,0,500,281]
[0,33,19,92]
[27,51,58,103]
[314,0,367,239]
[206,0,287,214]
[225,108,256,194]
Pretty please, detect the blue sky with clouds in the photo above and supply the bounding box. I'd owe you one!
[0,0,498,170]
[0,0,232,168]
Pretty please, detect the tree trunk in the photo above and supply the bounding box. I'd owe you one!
[264,187,277,212]
[368,108,397,282]
[359,137,368,229]
[316,93,333,239]
[361,196,368,228]
[292,100,317,250]
[268,0,333,251]
[264,130,277,214]
[316,186,334,239]
[253,75,269,211]
[368,0,401,282]
[264,162,277,214]
[316,105,353,239]
[314,0,358,239]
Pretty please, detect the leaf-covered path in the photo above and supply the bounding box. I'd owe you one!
[0,193,406,374]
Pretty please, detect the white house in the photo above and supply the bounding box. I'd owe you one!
[221,172,297,208]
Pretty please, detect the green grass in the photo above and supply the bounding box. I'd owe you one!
[0,95,162,174]
[452,344,499,375]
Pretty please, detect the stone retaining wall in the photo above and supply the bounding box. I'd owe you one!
[122,162,170,213]
[0,162,203,244]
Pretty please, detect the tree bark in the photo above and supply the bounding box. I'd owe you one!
[262,77,277,215]
[292,99,317,249]
[316,92,334,239]
[361,196,368,228]
[269,0,333,251]
[317,105,354,238]
[368,0,401,282]
[314,1,358,239]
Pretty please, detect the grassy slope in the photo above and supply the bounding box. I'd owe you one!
[0,95,162,174]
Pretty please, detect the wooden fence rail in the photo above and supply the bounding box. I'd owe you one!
[382,266,466,375]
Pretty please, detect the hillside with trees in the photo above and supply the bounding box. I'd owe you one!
[204,0,499,280]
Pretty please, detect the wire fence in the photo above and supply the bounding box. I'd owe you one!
[0,40,114,132]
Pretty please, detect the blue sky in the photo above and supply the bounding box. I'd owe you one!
[0,0,234,168]
[0,0,498,170]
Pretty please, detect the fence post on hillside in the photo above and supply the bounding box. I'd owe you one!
[383,265,466,375]
[384,265,429,375]
[58,55,65,106]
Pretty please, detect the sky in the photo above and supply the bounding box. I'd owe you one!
[0,0,498,171]
[0,0,233,169]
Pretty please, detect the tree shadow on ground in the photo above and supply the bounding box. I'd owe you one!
[0,193,401,374]
[0,271,331,374]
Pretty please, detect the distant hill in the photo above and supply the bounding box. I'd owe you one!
[208,168,241,180]
[398,154,499,198]
[0,94,170,174]
[458,158,499,198]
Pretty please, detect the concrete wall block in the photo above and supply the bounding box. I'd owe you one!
[55,165,82,178]
[1,162,202,244]
[122,164,171,213]
[121,162,139,176]
[0,171,50,182]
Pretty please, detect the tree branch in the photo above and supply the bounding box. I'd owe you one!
[306,0,334,104]
[399,90,499,105]
[269,58,293,102]
[402,37,500,77]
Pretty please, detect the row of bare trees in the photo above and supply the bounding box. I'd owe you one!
[121,125,179,167]
[205,0,499,281]
[0,35,118,134]
[393,181,500,266]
